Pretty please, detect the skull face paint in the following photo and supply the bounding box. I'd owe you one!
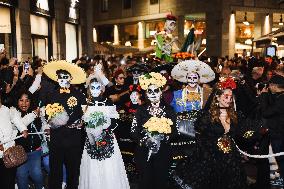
[57,73,72,88]
[90,81,102,98]
[130,91,139,104]
[146,85,162,103]
[187,72,199,88]
[132,70,143,84]
[164,20,176,33]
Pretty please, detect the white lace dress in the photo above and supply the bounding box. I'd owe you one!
[79,105,130,189]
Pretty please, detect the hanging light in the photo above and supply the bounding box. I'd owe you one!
[243,12,250,26]
[279,15,283,26]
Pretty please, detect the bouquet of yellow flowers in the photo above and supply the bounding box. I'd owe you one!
[139,72,167,90]
[143,116,172,134]
[143,116,173,161]
[45,103,69,128]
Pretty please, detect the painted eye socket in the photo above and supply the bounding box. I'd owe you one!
[96,86,101,90]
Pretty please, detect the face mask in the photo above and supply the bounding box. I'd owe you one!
[146,85,162,103]
[57,73,71,88]
[187,73,199,88]
[130,91,139,104]
[90,82,102,97]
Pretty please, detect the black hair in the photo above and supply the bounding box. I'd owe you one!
[56,69,71,76]
[14,90,35,113]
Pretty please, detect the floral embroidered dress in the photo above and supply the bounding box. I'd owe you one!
[79,97,130,189]
[174,111,257,189]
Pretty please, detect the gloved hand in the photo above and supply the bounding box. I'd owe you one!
[145,138,159,152]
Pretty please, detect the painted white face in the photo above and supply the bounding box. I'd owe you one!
[132,70,142,80]
[187,73,199,88]
[90,82,102,97]
[57,73,72,88]
[130,91,139,104]
[164,20,176,33]
[146,85,162,103]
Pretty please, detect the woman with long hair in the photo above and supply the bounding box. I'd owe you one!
[174,77,253,189]
[13,90,44,189]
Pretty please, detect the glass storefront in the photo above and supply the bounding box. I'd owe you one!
[0,4,15,58]
[65,23,78,62]
[30,14,49,61]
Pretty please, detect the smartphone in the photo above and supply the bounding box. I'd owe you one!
[24,62,29,73]
[0,44,4,52]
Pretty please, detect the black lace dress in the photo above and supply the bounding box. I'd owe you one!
[131,103,178,189]
[174,111,250,189]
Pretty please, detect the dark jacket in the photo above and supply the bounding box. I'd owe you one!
[259,92,284,139]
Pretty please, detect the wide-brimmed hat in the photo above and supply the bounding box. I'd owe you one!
[127,63,149,73]
[171,60,215,83]
[43,60,87,84]
[151,63,175,73]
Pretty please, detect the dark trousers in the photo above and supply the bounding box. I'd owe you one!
[0,158,16,189]
[48,127,85,189]
[255,135,271,189]
[48,145,83,189]
[271,139,284,178]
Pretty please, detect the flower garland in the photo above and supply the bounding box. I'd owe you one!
[139,72,167,90]
[45,103,65,120]
[143,116,173,134]
[172,52,194,60]
[85,129,114,161]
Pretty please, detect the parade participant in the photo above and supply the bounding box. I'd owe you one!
[155,14,178,62]
[170,60,214,163]
[79,77,130,189]
[119,84,144,181]
[42,60,86,189]
[174,77,251,189]
[126,63,149,85]
[131,72,177,189]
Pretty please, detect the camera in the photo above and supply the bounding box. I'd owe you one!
[256,82,269,91]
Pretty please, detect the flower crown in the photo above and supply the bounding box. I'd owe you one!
[129,84,142,92]
[139,72,167,90]
[166,14,177,21]
[217,77,237,90]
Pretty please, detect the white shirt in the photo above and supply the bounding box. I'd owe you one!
[0,105,27,158]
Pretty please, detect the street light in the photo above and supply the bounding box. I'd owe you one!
[243,12,250,26]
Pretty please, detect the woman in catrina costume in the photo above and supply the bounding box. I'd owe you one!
[79,77,130,189]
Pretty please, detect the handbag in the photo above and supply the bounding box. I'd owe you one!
[3,145,27,168]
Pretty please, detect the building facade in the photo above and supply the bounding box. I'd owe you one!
[93,0,284,57]
[0,0,94,61]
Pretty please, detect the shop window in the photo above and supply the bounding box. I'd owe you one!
[150,0,159,5]
[124,24,138,40]
[123,0,131,9]
[0,6,12,58]
[101,0,108,12]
